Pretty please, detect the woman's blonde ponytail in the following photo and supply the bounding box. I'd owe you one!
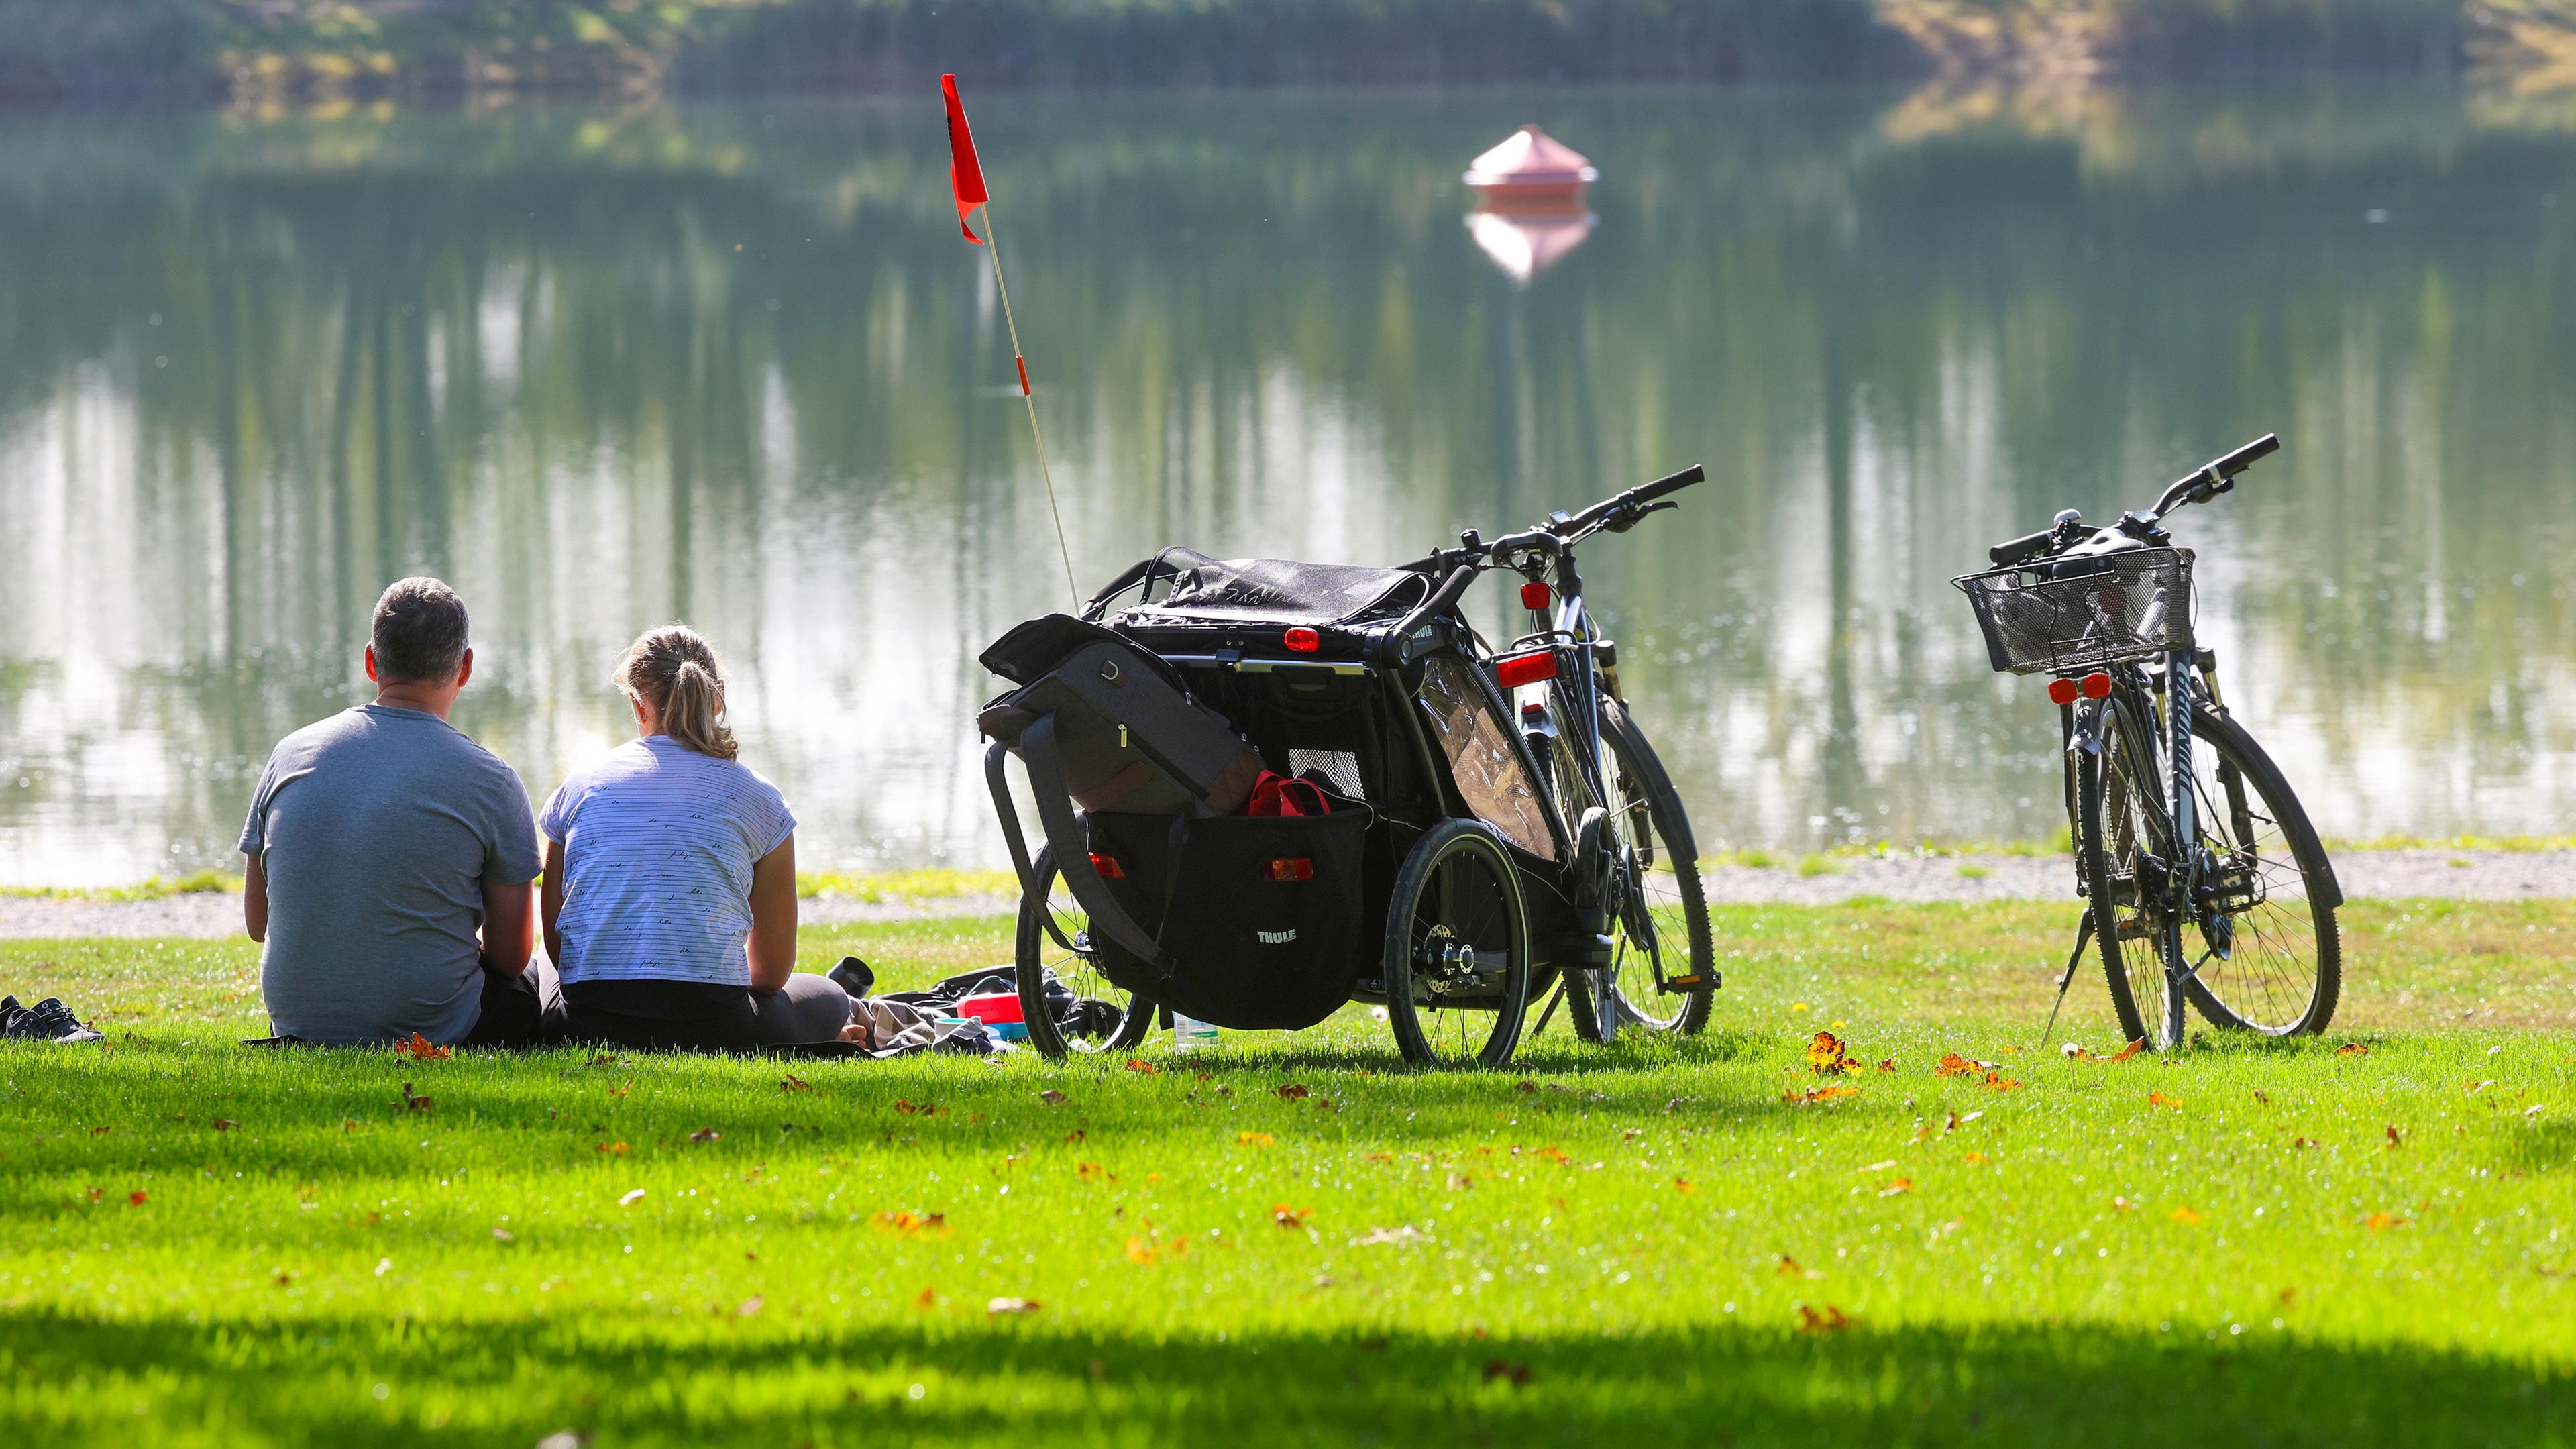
[615,625,739,759]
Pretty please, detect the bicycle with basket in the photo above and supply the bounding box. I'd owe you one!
[977,465,1719,1066]
[1952,434,2343,1051]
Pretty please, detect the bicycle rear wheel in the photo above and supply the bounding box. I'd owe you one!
[2080,696,2188,1050]
[2178,709,2341,1036]
[1014,847,1159,1060]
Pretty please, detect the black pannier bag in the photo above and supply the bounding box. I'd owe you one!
[977,613,1368,1031]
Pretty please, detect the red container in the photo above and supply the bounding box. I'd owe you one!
[957,990,1025,1026]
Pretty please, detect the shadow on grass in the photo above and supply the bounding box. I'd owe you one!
[1,1307,2564,1447]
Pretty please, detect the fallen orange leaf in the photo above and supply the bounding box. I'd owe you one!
[1794,1303,1852,1334]
[1277,1083,1311,1099]
[128,1191,147,1207]
[2104,1038,2145,1062]
[1236,1131,1275,1147]
[914,1286,938,1309]
[1124,1059,1160,1075]
[2335,1042,2368,1057]
[2148,1090,2180,1109]
[1674,1177,1697,1195]
[394,1033,451,1062]
[2171,1205,2205,1225]
[1878,1177,1914,1197]
[780,1075,811,1093]
[873,1210,951,1238]
[1935,1053,1978,1078]
[2385,1124,2404,1150]
[1273,1203,1312,1229]
[1963,1151,1990,1165]
[1776,1254,1805,1277]
[1981,1071,2022,1092]
[2363,1212,2408,1232]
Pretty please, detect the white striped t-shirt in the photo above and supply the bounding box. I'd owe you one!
[538,735,798,987]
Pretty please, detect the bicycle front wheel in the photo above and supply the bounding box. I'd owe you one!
[2178,709,2341,1036]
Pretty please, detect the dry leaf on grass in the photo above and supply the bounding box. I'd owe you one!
[595,1141,629,1155]
[1277,1083,1311,1099]
[1273,1203,1312,1229]
[688,1128,720,1145]
[1794,1303,1852,1334]
[735,1295,763,1319]
[2335,1042,2368,1057]
[1674,1178,1697,1195]
[873,1210,951,1238]
[2147,1090,2180,1109]
[1483,1360,1534,1386]
[394,1033,451,1062]
[618,1189,646,1207]
[2171,1205,2205,1225]
[1236,1131,1275,1147]
[1782,1083,1858,1105]
[1878,1177,1914,1197]
[780,1075,811,1093]
[398,1083,433,1112]
[987,1297,1042,1316]
[1354,1225,1423,1246]
[1124,1059,1159,1075]
[2385,1125,2405,1150]
[1039,1089,1068,1105]
[211,1118,237,1132]
[1805,1032,1865,1075]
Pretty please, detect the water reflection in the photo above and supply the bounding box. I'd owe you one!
[0,85,2571,883]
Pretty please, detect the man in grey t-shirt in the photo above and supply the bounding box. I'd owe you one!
[239,577,557,1046]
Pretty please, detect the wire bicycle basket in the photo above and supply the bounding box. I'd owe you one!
[1952,547,2194,676]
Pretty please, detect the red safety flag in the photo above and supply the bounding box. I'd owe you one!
[941,74,988,244]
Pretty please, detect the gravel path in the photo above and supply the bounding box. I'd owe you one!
[2,853,2568,939]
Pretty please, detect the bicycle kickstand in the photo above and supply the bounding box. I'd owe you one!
[1531,978,1567,1038]
[2037,914,2096,1051]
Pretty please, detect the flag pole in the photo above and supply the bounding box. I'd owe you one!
[978,202,1081,612]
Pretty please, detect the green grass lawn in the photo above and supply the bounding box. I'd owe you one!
[3,900,2572,1447]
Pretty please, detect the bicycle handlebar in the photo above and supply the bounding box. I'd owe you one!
[2152,433,2279,518]
[1988,527,2059,567]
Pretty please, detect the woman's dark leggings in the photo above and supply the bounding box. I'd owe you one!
[563,973,853,1052]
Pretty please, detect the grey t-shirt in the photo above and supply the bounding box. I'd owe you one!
[239,704,541,1045]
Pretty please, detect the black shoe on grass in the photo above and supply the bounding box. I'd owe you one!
[5,997,103,1043]
[0,996,21,1034]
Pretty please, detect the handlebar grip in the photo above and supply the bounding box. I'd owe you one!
[1988,529,2057,567]
[2212,433,2279,480]
[1633,464,1705,504]
[1395,564,1479,637]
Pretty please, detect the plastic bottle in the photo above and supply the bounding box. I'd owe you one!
[1171,1012,1220,1051]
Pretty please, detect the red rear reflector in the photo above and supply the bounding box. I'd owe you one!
[1088,852,1126,879]
[1283,627,1320,653]
[1495,651,1557,689]
[2081,672,2114,700]
[2047,678,2080,706]
[1263,857,1315,883]
[1520,580,1552,610]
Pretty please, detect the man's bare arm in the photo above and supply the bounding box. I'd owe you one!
[481,875,537,978]
[244,853,268,943]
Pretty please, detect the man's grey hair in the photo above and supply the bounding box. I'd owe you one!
[370,577,470,684]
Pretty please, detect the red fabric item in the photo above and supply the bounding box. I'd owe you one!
[941,74,989,244]
[1246,771,1331,818]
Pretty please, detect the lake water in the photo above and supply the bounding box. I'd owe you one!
[2,83,2572,884]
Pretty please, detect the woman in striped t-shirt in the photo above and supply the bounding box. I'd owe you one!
[539,625,854,1051]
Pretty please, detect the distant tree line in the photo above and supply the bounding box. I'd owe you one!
[0,0,2562,105]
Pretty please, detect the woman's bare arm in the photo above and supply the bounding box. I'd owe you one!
[746,833,798,994]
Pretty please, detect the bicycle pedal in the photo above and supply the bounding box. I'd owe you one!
[1662,973,1709,992]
